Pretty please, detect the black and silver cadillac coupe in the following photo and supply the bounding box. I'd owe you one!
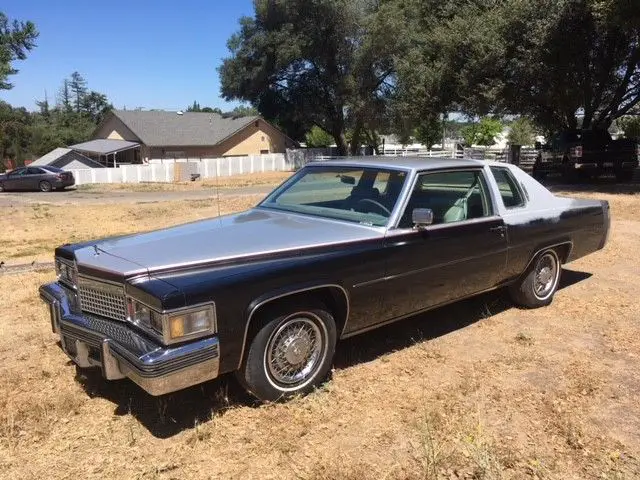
[40,157,610,401]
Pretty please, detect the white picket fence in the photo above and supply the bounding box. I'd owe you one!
[67,153,290,185]
[380,147,463,158]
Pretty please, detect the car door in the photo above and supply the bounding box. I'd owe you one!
[26,167,46,190]
[4,167,27,190]
[379,168,508,321]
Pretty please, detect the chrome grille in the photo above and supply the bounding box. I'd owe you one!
[78,276,127,322]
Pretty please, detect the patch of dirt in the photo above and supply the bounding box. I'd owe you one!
[0,189,639,479]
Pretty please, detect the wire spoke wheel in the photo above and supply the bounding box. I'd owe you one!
[265,315,324,388]
[533,252,559,300]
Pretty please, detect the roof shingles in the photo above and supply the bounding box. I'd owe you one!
[111,110,260,147]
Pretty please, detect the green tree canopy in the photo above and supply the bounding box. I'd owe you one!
[413,115,442,149]
[507,117,536,146]
[219,0,400,155]
[0,12,38,90]
[618,115,640,139]
[304,126,333,148]
[385,0,640,135]
[461,117,503,147]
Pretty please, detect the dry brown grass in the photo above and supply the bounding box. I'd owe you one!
[76,171,293,192]
[0,195,261,264]
[1,188,639,478]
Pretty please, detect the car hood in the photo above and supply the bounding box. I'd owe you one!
[73,208,383,277]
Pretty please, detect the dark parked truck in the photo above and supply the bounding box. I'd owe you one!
[534,129,639,181]
[40,158,610,402]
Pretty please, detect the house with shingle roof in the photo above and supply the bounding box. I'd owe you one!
[88,109,297,165]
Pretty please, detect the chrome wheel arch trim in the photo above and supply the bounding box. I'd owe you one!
[237,283,349,370]
[521,241,573,275]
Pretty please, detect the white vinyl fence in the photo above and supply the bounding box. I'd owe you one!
[68,153,290,185]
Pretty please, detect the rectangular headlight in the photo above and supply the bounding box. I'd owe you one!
[168,306,216,340]
[126,297,216,344]
[127,298,163,333]
[55,258,77,288]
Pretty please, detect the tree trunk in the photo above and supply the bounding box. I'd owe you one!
[349,117,364,156]
[333,130,348,156]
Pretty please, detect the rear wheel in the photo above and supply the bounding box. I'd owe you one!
[0,183,4,192]
[39,181,52,192]
[237,300,337,402]
[509,249,562,308]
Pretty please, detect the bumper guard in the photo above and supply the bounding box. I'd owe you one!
[39,282,220,396]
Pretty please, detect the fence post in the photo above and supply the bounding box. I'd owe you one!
[151,164,156,182]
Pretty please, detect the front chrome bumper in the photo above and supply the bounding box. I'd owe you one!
[39,282,220,396]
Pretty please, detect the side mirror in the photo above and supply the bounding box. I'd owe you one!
[412,208,434,229]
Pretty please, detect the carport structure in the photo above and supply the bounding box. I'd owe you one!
[69,139,141,167]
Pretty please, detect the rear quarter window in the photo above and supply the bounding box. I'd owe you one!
[490,167,525,208]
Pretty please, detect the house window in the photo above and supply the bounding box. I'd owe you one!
[260,149,270,154]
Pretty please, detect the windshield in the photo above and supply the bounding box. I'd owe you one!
[259,165,408,227]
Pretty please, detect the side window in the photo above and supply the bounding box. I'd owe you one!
[399,170,492,228]
[27,167,42,175]
[10,167,26,176]
[490,167,525,208]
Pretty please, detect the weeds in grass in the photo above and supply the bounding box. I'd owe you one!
[515,332,534,345]
[416,411,450,478]
[459,422,503,480]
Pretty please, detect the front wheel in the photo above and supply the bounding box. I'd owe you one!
[39,181,52,192]
[509,249,562,308]
[237,300,337,402]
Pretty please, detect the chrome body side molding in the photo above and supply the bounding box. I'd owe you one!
[237,284,350,369]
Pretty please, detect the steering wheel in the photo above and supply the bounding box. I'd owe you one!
[355,198,392,216]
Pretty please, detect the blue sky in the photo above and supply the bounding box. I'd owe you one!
[1,0,255,111]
